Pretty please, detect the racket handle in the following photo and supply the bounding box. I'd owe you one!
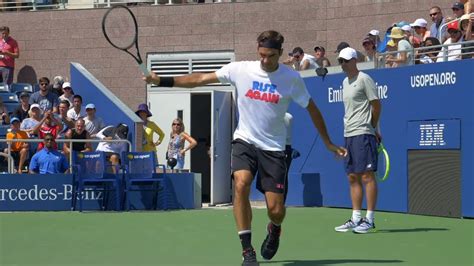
[139,63,149,76]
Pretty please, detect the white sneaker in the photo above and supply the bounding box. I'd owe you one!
[352,218,376,234]
[334,219,359,232]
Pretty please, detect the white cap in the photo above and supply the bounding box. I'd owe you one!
[85,103,95,109]
[62,82,72,89]
[338,47,357,60]
[30,103,41,110]
[410,18,428,28]
[401,24,412,31]
[368,29,379,36]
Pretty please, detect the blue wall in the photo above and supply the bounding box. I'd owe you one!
[285,60,473,217]
[70,63,142,150]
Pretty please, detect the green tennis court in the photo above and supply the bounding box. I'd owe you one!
[1,207,472,266]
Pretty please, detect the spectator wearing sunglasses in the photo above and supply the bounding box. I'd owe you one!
[429,6,447,42]
[411,18,431,41]
[283,47,319,71]
[29,133,69,174]
[166,118,196,170]
[29,77,60,113]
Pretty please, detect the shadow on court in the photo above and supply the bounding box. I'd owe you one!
[261,259,403,265]
[376,227,449,233]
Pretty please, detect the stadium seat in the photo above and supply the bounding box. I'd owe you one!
[0,84,9,93]
[9,83,33,97]
[72,151,122,212]
[0,93,19,103]
[121,151,167,211]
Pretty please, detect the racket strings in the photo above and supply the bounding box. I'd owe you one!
[103,8,137,50]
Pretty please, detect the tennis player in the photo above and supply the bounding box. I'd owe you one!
[334,47,381,234]
[144,30,345,265]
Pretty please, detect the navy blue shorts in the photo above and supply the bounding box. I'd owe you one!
[344,134,378,174]
[231,139,287,194]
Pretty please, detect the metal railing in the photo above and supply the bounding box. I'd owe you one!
[438,13,474,43]
[0,138,132,173]
[376,39,474,68]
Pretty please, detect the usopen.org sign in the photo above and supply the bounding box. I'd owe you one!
[0,174,106,211]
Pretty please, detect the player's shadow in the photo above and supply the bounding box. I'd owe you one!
[376,227,448,233]
[261,259,403,265]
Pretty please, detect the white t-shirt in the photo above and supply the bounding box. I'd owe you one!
[67,107,87,121]
[299,54,319,70]
[215,61,311,151]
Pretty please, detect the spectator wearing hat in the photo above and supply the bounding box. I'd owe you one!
[84,103,105,138]
[96,124,129,172]
[29,133,69,174]
[67,95,86,121]
[51,76,64,96]
[135,103,164,156]
[5,117,29,173]
[29,77,60,113]
[0,26,19,85]
[362,37,377,62]
[313,46,331,67]
[283,47,319,70]
[411,18,431,41]
[59,82,74,109]
[367,30,383,52]
[334,47,381,234]
[384,40,398,68]
[334,42,365,62]
[20,103,42,138]
[385,27,414,67]
[401,24,421,48]
[452,2,465,18]
[437,20,464,62]
[429,6,448,42]
[13,92,31,122]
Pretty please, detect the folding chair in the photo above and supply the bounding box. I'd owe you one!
[121,151,167,211]
[72,151,121,212]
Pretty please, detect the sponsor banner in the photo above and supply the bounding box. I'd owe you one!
[0,173,198,211]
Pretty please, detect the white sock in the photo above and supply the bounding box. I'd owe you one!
[352,210,362,223]
[366,210,375,223]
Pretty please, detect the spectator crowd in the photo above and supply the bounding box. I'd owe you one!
[283,3,473,70]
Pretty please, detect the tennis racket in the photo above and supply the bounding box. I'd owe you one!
[376,142,390,181]
[102,5,149,75]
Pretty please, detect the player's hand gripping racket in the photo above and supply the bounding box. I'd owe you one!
[102,5,149,75]
[376,142,390,181]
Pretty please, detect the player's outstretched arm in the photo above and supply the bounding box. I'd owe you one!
[306,99,347,156]
[143,71,219,88]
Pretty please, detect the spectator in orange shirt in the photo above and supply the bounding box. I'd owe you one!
[0,26,19,85]
[5,117,29,173]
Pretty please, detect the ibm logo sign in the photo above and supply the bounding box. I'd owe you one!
[419,124,446,146]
